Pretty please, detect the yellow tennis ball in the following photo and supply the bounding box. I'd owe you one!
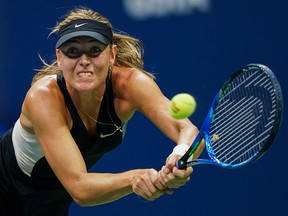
[169,93,196,119]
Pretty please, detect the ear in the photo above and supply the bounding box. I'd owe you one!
[56,49,62,67]
[109,45,117,66]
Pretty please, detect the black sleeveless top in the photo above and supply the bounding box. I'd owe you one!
[28,74,124,181]
[0,74,124,212]
[56,74,124,168]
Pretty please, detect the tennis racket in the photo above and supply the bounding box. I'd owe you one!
[176,63,283,169]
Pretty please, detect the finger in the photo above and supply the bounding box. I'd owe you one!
[159,166,184,189]
[153,172,167,191]
[163,188,174,195]
[159,166,174,184]
[144,170,165,200]
[160,165,192,188]
[133,184,148,199]
[132,170,156,198]
[172,166,193,178]
[166,154,179,167]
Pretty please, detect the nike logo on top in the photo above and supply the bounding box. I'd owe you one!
[75,23,88,28]
[99,125,123,138]
[100,132,116,138]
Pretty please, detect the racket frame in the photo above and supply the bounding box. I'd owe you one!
[176,64,283,169]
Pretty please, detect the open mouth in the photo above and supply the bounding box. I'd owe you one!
[78,71,93,77]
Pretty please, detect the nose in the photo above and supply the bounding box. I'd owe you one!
[79,54,91,67]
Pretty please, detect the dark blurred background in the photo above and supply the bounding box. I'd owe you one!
[1,0,287,215]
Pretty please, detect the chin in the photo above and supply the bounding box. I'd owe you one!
[75,81,96,91]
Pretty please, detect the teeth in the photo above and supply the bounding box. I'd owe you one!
[79,72,92,77]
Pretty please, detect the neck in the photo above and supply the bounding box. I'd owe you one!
[67,83,106,121]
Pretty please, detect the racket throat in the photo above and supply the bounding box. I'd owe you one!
[176,132,204,169]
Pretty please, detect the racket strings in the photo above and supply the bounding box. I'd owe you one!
[212,99,264,163]
[208,68,277,165]
[213,106,262,155]
[211,96,261,135]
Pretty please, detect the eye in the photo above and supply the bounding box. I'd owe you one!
[88,46,102,57]
[62,47,82,59]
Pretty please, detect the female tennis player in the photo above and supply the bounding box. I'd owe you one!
[0,7,203,215]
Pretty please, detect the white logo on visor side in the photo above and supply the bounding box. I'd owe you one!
[75,23,88,28]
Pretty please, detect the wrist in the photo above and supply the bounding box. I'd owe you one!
[167,143,193,162]
[171,143,190,156]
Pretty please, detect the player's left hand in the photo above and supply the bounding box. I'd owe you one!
[156,154,193,191]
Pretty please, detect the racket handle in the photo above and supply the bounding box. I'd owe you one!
[175,160,187,169]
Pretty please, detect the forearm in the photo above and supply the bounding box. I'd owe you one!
[69,168,163,206]
[175,119,198,144]
[70,170,137,206]
[170,119,204,159]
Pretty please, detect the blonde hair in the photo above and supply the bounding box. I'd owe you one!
[32,7,154,83]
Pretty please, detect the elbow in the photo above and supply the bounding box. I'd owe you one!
[73,197,92,207]
[70,186,108,207]
[70,190,90,207]
[71,191,99,207]
[70,185,104,207]
[72,193,112,207]
[68,175,96,207]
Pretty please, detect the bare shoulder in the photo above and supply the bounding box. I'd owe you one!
[21,76,69,132]
[25,75,54,94]
[112,67,166,121]
[25,76,63,107]
[112,67,160,99]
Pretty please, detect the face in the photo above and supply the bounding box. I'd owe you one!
[56,36,116,93]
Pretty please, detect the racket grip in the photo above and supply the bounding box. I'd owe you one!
[175,160,187,169]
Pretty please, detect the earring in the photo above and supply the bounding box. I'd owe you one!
[108,66,113,75]
[107,67,112,80]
